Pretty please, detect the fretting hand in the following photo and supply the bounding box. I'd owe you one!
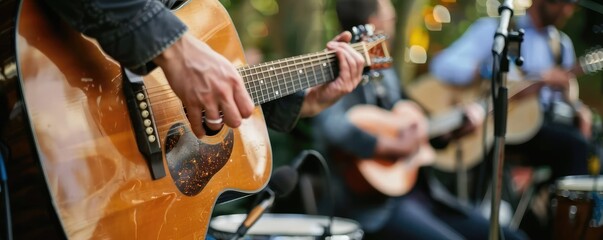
[301,31,365,117]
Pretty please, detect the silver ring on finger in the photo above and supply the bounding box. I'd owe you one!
[205,117,223,125]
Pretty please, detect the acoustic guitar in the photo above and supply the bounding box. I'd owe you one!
[334,89,536,197]
[334,100,435,197]
[407,47,603,172]
[336,48,603,197]
[1,0,388,239]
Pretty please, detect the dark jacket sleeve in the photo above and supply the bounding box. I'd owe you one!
[313,86,378,158]
[44,0,187,75]
[261,91,305,132]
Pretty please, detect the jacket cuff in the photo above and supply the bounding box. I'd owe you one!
[97,1,187,75]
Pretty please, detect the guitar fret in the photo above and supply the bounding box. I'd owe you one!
[326,52,335,80]
[260,62,270,103]
[243,67,255,103]
[270,64,282,100]
[273,60,284,100]
[315,53,328,86]
[270,62,279,102]
[266,63,276,101]
[278,61,291,98]
[251,67,260,104]
[310,55,319,88]
[285,59,295,102]
[254,66,266,104]
[302,60,310,92]
[297,58,305,93]
[259,64,268,102]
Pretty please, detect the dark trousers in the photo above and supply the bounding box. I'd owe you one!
[364,182,528,240]
[506,120,589,181]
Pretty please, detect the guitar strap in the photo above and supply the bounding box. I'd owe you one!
[509,18,576,126]
[547,27,563,66]
[545,27,578,126]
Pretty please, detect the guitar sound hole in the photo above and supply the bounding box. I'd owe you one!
[203,122,222,136]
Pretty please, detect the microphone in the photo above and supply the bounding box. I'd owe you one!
[230,166,299,240]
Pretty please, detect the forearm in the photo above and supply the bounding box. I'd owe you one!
[430,18,496,85]
[316,114,378,158]
[299,88,332,117]
[313,93,378,158]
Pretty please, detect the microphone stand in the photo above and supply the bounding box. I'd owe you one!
[292,150,334,240]
[489,0,524,239]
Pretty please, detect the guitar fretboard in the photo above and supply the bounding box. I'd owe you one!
[239,51,339,105]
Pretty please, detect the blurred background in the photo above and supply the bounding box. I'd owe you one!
[214,0,602,214]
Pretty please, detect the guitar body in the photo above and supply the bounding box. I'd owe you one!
[333,101,435,197]
[408,74,543,172]
[7,0,272,239]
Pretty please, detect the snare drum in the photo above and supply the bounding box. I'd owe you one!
[553,175,603,240]
[208,213,363,240]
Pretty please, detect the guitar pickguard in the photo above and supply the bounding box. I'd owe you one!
[165,123,234,196]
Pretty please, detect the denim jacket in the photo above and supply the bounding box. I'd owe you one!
[45,0,304,132]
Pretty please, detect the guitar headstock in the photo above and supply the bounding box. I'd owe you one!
[351,24,393,71]
[579,47,603,75]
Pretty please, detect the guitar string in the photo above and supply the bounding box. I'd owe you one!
[142,42,372,102]
[149,47,363,131]
[59,40,379,136]
[147,52,337,130]
[142,46,344,104]
[142,52,336,101]
[144,56,337,107]
[150,68,338,131]
[141,43,367,95]
[154,65,338,137]
[148,59,334,114]
[121,41,381,136]
[140,40,375,94]
[234,40,374,76]
[240,49,336,104]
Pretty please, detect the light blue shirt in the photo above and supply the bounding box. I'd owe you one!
[429,15,576,108]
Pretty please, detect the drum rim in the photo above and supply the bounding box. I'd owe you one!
[209,213,363,237]
[556,175,603,192]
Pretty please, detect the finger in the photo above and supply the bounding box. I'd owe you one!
[220,94,243,128]
[349,44,366,81]
[203,102,223,131]
[340,44,360,83]
[330,44,353,89]
[187,108,206,138]
[233,80,254,119]
[331,31,352,43]
[339,42,365,86]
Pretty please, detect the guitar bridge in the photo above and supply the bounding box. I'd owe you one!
[122,69,165,180]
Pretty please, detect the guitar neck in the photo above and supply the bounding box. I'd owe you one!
[239,50,339,105]
[238,34,391,105]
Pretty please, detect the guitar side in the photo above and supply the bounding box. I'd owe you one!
[14,0,271,239]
